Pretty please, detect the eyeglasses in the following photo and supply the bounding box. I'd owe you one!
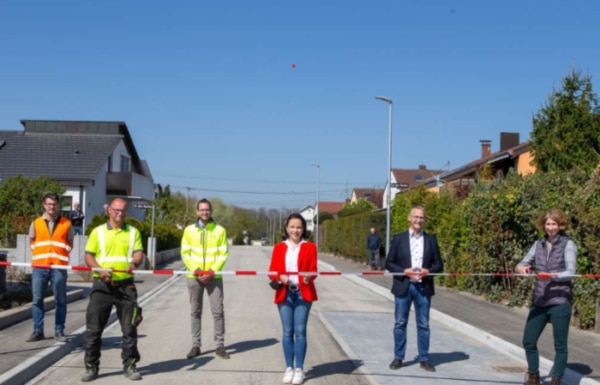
[110,208,126,213]
[198,209,211,213]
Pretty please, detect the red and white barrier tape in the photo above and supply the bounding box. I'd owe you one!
[1,261,599,279]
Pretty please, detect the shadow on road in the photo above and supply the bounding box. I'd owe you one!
[308,359,365,379]
[226,338,278,355]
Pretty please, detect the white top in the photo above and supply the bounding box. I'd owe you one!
[409,229,424,282]
[285,239,305,285]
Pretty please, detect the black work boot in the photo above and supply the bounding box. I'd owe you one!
[81,365,99,382]
[124,361,142,381]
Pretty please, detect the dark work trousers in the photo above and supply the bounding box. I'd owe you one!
[84,279,141,368]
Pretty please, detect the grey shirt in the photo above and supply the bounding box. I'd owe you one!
[517,239,577,281]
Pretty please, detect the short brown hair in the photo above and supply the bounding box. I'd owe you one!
[535,208,568,233]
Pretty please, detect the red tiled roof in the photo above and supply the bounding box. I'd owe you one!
[352,188,384,208]
[391,168,445,189]
[318,201,345,214]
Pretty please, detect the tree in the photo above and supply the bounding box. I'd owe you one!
[337,198,377,218]
[152,185,189,229]
[0,175,64,246]
[530,69,600,174]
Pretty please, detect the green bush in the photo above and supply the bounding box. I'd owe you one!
[321,168,600,330]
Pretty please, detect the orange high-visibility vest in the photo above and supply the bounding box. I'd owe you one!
[30,216,72,265]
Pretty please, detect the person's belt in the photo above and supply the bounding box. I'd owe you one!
[288,284,299,291]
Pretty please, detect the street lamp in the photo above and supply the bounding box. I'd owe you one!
[311,163,320,251]
[375,95,393,256]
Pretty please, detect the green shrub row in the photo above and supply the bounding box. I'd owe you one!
[322,168,600,329]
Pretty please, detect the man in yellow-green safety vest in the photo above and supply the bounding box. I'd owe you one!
[81,198,145,382]
[181,198,230,360]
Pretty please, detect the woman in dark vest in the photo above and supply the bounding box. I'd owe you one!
[516,208,577,385]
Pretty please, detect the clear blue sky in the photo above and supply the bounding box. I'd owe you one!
[2,1,599,209]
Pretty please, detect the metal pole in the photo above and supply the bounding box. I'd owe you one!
[151,204,156,269]
[311,164,320,250]
[375,96,393,255]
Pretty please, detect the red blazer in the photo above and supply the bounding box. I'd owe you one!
[268,241,318,304]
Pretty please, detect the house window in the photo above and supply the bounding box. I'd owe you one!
[120,155,131,172]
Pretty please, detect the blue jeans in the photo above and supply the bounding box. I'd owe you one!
[32,268,68,333]
[277,289,312,368]
[393,282,431,361]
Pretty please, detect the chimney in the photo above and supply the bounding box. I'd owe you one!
[418,164,427,170]
[500,132,520,151]
[480,140,492,159]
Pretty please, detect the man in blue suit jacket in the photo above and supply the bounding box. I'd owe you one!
[385,205,444,372]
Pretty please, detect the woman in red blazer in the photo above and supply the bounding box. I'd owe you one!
[268,213,318,385]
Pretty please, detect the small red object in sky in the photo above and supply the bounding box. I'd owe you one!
[292,64,296,68]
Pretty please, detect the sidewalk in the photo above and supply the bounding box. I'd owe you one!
[317,252,600,384]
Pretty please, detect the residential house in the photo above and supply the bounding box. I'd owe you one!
[0,120,154,225]
[382,165,445,208]
[297,205,315,233]
[423,132,535,193]
[350,188,384,208]
[317,201,345,218]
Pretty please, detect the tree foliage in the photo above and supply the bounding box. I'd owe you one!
[530,69,600,174]
[337,198,377,218]
[0,175,64,246]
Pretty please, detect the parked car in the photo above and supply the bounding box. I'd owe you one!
[261,237,269,246]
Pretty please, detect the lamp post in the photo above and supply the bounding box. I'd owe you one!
[375,95,393,255]
[311,163,320,251]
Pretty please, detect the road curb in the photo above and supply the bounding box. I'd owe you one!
[0,289,85,330]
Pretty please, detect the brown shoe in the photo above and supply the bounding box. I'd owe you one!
[549,378,561,385]
[186,346,201,359]
[523,372,540,385]
[215,346,230,359]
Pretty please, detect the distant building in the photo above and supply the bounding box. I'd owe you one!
[423,132,534,194]
[0,120,154,223]
[350,188,384,208]
[297,205,315,233]
[317,201,345,218]
[382,165,445,209]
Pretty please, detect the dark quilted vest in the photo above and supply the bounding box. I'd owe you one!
[532,234,572,307]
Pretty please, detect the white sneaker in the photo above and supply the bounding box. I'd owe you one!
[282,367,294,384]
[292,368,305,385]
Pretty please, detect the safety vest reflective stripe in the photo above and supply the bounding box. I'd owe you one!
[32,254,70,263]
[97,226,135,266]
[186,245,225,254]
[32,240,72,252]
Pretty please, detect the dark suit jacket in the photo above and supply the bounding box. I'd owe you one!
[385,230,444,297]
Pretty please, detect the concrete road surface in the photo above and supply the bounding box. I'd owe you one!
[19,246,599,385]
